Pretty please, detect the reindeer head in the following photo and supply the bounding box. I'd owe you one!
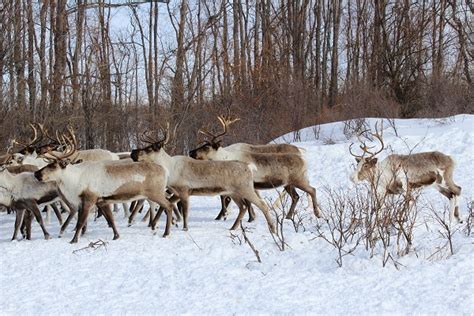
[189,115,240,160]
[349,122,385,183]
[131,124,170,162]
[34,127,78,182]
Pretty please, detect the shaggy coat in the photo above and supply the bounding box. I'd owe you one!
[189,143,321,219]
[351,151,462,222]
[130,145,276,233]
[0,168,59,240]
[34,160,174,243]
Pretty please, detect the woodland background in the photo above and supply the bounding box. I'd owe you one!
[0,0,472,153]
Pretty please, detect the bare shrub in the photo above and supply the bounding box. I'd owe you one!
[272,189,308,233]
[427,203,461,260]
[312,125,321,140]
[463,200,474,237]
[265,196,289,251]
[313,179,421,268]
[313,187,364,267]
[343,118,368,139]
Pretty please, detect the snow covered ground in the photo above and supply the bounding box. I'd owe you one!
[1,115,473,315]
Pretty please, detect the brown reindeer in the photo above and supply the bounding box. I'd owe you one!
[189,115,321,220]
[130,125,276,234]
[34,128,175,243]
[350,123,462,223]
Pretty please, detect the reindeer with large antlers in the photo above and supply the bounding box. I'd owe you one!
[130,123,276,234]
[189,115,321,220]
[34,128,175,243]
[349,122,463,223]
[10,123,122,170]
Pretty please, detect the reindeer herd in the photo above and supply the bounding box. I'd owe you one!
[0,117,463,244]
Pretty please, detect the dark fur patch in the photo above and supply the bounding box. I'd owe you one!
[255,178,285,189]
[6,165,39,174]
[36,190,58,204]
[438,187,454,199]
[409,171,438,188]
[386,180,403,194]
[189,187,226,195]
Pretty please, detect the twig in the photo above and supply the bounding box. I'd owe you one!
[73,239,108,254]
[186,231,203,251]
[240,223,262,263]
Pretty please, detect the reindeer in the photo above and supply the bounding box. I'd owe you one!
[34,128,175,243]
[11,123,134,220]
[130,126,276,234]
[190,115,307,221]
[189,115,321,220]
[349,122,462,223]
[0,162,59,241]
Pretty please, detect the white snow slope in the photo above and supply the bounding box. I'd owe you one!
[1,115,473,315]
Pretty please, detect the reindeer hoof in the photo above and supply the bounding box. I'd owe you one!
[182,227,188,232]
[44,234,51,240]
[69,239,78,244]
[113,234,120,240]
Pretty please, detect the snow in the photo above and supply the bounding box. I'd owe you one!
[1,115,473,314]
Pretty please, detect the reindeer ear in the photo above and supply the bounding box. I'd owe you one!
[355,157,361,163]
[152,143,161,151]
[72,159,83,165]
[369,158,378,165]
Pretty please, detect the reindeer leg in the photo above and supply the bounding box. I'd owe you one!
[70,198,95,244]
[244,199,256,222]
[168,194,182,223]
[27,202,50,240]
[229,197,246,230]
[284,186,300,219]
[149,195,175,237]
[24,211,33,240]
[122,203,130,219]
[128,199,145,226]
[294,181,321,218]
[243,191,276,234]
[45,205,51,224]
[59,198,78,238]
[215,195,232,220]
[12,209,26,241]
[51,203,63,226]
[98,204,120,240]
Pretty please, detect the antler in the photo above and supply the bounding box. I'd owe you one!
[38,123,60,145]
[158,122,170,145]
[369,121,384,157]
[41,127,77,162]
[12,123,42,148]
[140,122,170,146]
[197,124,215,139]
[198,115,240,142]
[349,121,385,159]
[139,131,158,144]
